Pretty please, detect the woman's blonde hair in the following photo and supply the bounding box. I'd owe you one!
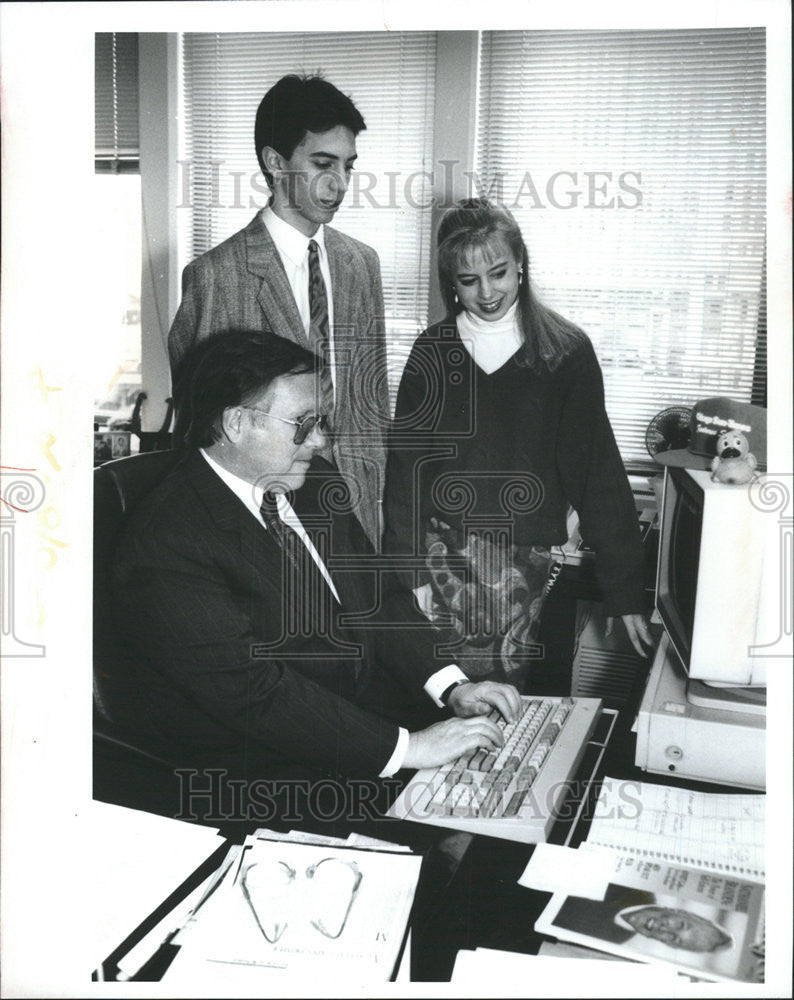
[437,198,583,371]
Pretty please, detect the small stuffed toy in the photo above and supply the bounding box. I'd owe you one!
[711,430,758,485]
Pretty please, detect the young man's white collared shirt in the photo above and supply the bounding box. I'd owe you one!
[261,206,336,399]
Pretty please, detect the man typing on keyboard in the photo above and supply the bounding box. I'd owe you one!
[107,330,520,832]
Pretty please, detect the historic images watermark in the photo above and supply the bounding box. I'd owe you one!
[244,331,551,665]
[246,462,550,667]
[173,768,645,826]
[174,768,404,825]
[176,160,644,213]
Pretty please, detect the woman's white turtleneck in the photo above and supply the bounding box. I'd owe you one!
[456,300,523,374]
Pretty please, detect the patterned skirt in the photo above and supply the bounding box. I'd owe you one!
[421,517,553,691]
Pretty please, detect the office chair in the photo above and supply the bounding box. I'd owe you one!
[93,449,184,815]
[93,448,311,835]
[129,392,174,453]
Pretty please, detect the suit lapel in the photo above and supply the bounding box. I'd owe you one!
[296,509,369,675]
[244,215,310,349]
[291,460,373,617]
[324,226,356,335]
[323,226,361,420]
[185,451,364,669]
[185,451,350,611]
[183,450,281,585]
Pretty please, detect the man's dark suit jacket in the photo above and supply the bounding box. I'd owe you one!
[167,214,390,548]
[108,451,443,783]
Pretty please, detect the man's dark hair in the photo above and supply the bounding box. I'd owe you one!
[254,73,366,184]
[177,330,320,448]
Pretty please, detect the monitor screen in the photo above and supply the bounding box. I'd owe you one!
[668,473,702,656]
[655,466,768,690]
[657,466,703,672]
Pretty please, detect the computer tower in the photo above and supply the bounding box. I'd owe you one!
[571,600,649,709]
[633,633,765,791]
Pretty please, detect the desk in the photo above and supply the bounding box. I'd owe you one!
[96,654,757,985]
[95,703,610,982]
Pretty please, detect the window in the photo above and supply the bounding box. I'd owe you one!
[94,33,142,447]
[476,29,766,461]
[179,31,437,402]
[95,32,140,174]
[92,175,142,433]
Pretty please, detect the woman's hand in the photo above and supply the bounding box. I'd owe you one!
[606,614,655,657]
[412,583,434,619]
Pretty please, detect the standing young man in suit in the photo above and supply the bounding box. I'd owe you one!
[168,74,390,548]
[109,331,520,831]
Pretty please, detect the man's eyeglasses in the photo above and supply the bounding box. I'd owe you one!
[243,407,329,445]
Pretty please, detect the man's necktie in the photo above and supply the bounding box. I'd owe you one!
[259,491,337,639]
[259,491,360,673]
[308,239,335,412]
[259,491,302,574]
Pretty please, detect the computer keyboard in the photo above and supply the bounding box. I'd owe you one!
[388,696,603,844]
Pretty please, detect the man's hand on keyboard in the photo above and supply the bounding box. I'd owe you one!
[392,696,594,830]
[447,680,521,725]
[402,716,506,771]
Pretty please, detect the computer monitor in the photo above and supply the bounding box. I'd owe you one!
[655,467,770,711]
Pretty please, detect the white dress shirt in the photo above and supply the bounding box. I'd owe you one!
[261,206,337,398]
[199,450,468,776]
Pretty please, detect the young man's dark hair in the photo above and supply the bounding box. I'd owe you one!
[179,329,320,448]
[254,73,366,185]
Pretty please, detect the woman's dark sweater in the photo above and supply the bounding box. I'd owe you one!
[383,318,646,617]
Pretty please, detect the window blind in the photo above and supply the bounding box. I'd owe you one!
[95,32,140,173]
[179,31,437,401]
[477,29,766,462]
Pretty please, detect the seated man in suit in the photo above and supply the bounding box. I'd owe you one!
[109,330,520,836]
[168,73,389,549]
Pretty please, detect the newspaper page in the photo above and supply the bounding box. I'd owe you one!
[535,847,764,984]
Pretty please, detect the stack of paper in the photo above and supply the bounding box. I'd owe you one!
[450,947,681,995]
[160,827,422,986]
[89,801,224,975]
[519,779,766,985]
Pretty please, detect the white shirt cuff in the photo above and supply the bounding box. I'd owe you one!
[379,727,410,778]
[424,664,469,708]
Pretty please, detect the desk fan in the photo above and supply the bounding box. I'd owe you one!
[645,406,692,460]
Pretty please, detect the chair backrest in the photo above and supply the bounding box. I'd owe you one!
[130,392,175,453]
[94,450,183,721]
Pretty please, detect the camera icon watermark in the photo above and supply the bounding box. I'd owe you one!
[748,473,793,659]
[1,468,46,657]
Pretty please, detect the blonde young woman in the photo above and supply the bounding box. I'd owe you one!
[383,198,653,689]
